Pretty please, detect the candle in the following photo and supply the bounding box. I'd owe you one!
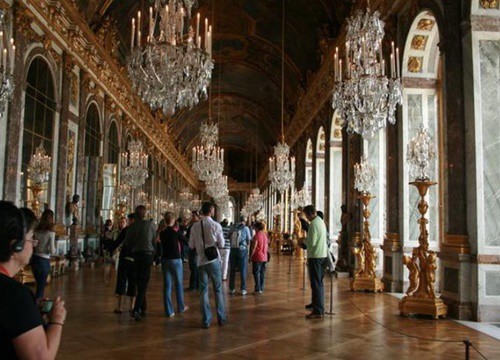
[196,13,200,47]
[0,31,3,58]
[382,59,385,77]
[10,44,14,75]
[198,36,201,49]
[396,47,400,78]
[390,53,394,78]
[131,19,135,49]
[149,7,153,40]
[137,11,141,45]
[339,59,342,82]
[2,49,7,71]
[180,8,184,37]
[204,18,208,49]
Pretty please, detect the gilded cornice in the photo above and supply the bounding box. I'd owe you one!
[19,0,198,188]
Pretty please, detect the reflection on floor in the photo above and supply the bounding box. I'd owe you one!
[41,256,499,360]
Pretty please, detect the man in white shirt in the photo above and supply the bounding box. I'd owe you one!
[188,202,227,329]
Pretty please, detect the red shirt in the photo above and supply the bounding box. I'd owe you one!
[251,231,269,262]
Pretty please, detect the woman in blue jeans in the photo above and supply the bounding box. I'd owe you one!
[159,212,189,317]
[32,209,56,300]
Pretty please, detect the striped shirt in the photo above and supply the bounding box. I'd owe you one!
[221,225,231,249]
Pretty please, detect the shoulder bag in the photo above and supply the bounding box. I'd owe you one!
[201,220,218,261]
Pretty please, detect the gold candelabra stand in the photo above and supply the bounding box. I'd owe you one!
[351,192,384,292]
[115,202,128,219]
[399,180,447,319]
[29,183,44,217]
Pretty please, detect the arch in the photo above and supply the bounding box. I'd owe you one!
[402,11,441,79]
[21,56,57,208]
[23,49,61,106]
[304,138,313,198]
[329,111,343,239]
[315,127,326,212]
[107,120,119,164]
[84,102,102,157]
[402,11,442,250]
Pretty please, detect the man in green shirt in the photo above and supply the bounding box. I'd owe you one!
[303,205,328,319]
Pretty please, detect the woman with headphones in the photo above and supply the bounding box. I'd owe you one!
[0,201,67,360]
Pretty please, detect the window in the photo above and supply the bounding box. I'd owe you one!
[22,57,56,207]
[315,127,326,213]
[108,121,119,164]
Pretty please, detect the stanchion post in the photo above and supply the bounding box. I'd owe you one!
[325,271,335,316]
[300,258,307,290]
[463,340,470,360]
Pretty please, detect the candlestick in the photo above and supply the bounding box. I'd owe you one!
[396,47,400,79]
[196,13,200,47]
[10,44,14,75]
[131,19,135,50]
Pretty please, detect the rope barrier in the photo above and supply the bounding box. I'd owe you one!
[347,299,489,359]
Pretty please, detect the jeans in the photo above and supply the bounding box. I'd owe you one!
[229,248,248,291]
[188,249,198,289]
[308,258,327,315]
[31,256,51,300]
[198,261,226,327]
[252,262,266,292]
[162,258,186,316]
[220,248,230,280]
[133,253,154,314]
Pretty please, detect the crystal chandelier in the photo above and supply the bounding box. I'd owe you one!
[332,1,403,139]
[135,190,149,207]
[407,125,435,181]
[206,174,228,199]
[117,183,131,203]
[246,188,263,214]
[179,187,193,210]
[27,144,51,186]
[127,0,214,116]
[121,140,149,188]
[272,202,283,216]
[0,10,15,118]
[354,157,376,194]
[291,187,310,209]
[189,194,201,212]
[192,121,224,182]
[269,0,295,194]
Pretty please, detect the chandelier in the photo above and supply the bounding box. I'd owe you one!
[127,0,214,116]
[291,187,310,209]
[0,10,15,118]
[135,190,149,207]
[407,125,435,181]
[179,187,193,210]
[246,188,263,214]
[117,183,131,203]
[121,140,149,188]
[269,0,295,194]
[354,157,376,194]
[332,2,403,139]
[206,174,228,199]
[27,144,51,186]
[192,121,224,182]
[189,194,201,212]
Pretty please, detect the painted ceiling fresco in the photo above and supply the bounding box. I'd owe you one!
[78,0,352,182]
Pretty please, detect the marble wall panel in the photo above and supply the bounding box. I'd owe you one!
[479,39,500,247]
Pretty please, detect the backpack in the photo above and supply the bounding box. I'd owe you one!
[230,225,243,248]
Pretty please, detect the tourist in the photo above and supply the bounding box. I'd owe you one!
[188,202,227,329]
[123,205,156,321]
[31,209,56,300]
[301,205,328,319]
[159,211,189,317]
[228,216,252,295]
[250,221,269,294]
[220,218,231,281]
[186,211,200,290]
[0,201,67,359]
[112,214,136,314]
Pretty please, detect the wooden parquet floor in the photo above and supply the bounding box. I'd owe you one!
[43,256,499,360]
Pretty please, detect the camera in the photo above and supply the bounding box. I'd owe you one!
[40,300,54,314]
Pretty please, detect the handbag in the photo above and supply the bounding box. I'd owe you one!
[201,220,218,261]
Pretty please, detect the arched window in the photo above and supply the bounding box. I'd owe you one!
[315,127,326,212]
[107,121,119,164]
[305,139,313,197]
[83,103,101,229]
[22,57,56,208]
[402,11,442,248]
[329,112,343,239]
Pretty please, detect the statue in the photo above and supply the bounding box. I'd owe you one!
[402,254,419,298]
[426,252,437,299]
[353,247,364,277]
[66,194,80,248]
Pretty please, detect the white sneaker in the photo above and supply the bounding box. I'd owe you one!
[229,289,235,294]
[241,290,247,296]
